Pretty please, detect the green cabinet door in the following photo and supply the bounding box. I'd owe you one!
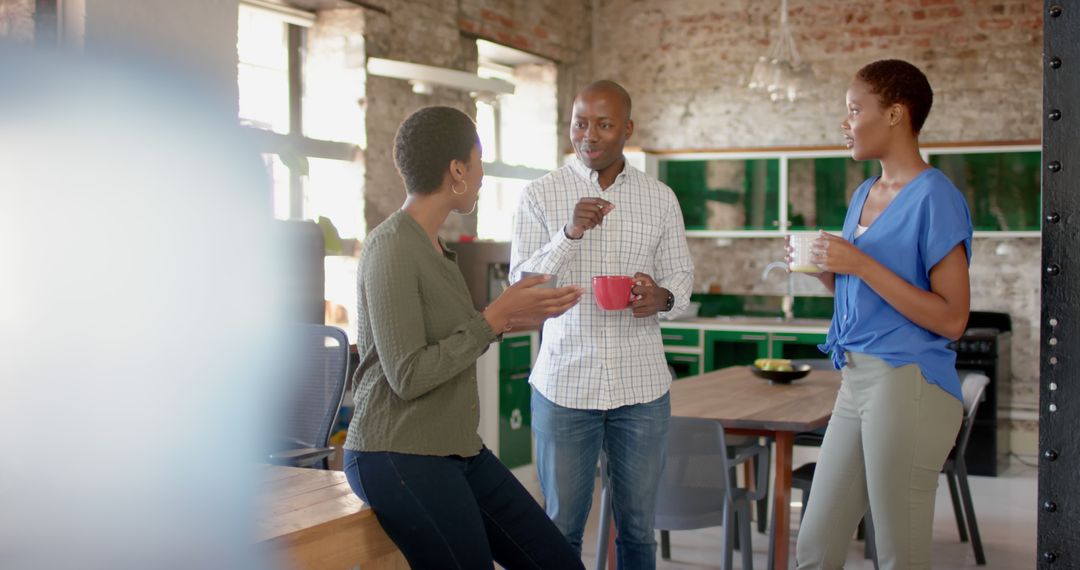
[930,151,1041,231]
[498,334,533,469]
[500,336,533,370]
[704,330,770,372]
[660,327,701,347]
[659,158,781,231]
[770,332,828,361]
[498,369,532,469]
[665,352,701,379]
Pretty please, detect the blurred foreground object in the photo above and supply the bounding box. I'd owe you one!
[0,51,290,569]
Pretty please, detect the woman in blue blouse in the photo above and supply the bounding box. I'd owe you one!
[793,60,973,570]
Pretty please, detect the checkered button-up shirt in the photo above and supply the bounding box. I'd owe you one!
[509,156,694,410]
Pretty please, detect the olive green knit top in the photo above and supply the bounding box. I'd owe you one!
[345,209,499,457]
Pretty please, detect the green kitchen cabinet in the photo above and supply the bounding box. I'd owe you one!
[498,334,533,469]
[661,327,701,347]
[499,335,533,370]
[770,332,828,361]
[498,368,532,469]
[665,351,701,379]
[930,151,1041,231]
[650,145,1039,236]
[704,330,770,371]
[788,157,880,231]
[658,158,781,231]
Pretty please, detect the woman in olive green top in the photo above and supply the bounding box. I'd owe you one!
[343,106,585,569]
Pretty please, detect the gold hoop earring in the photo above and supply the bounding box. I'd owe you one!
[451,180,467,195]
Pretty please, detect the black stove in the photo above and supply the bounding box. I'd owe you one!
[947,311,1012,477]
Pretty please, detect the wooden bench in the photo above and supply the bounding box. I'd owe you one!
[257,465,407,569]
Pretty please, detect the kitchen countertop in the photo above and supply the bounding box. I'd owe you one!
[662,316,831,334]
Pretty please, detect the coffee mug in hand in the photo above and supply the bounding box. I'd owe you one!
[593,275,634,310]
[788,232,822,273]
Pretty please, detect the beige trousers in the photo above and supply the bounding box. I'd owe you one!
[795,352,963,570]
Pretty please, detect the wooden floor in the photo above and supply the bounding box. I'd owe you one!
[575,450,1038,570]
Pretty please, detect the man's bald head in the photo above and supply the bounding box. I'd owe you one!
[570,80,634,175]
[576,80,632,121]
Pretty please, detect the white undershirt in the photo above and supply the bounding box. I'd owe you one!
[855,224,869,238]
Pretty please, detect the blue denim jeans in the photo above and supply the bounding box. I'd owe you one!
[343,447,583,570]
[532,389,670,570]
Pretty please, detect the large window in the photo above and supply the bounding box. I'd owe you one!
[474,40,557,241]
[237,6,290,135]
[237,2,364,335]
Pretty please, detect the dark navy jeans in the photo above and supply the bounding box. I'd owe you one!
[343,446,583,569]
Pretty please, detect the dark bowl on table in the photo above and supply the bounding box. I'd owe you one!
[749,364,812,384]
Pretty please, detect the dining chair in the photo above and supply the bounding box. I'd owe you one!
[661,365,767,554]
[267,324,350,469]
[943,372,990,565]
[594,417,769,570]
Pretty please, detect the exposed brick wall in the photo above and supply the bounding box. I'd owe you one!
[458,0,583,62]
[582,0,1043,451]
[587,0,1042,149]
[459,0,594,156]
[353,0,591,240]
[360,1,477,238]
[0,0,34,43]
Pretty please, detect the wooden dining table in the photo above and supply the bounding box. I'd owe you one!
[669,366,842,570]
[256,465,407,569]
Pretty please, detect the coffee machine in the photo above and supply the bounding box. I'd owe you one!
[448,241,511,311]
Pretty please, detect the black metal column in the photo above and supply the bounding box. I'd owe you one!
[1039,2,1080,567]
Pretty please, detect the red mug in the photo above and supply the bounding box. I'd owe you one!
[593,275,634,310]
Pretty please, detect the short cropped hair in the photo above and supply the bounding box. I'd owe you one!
[856,59,933,135]
[393,106,478,195]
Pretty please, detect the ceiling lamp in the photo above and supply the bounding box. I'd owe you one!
[746,0,815,102]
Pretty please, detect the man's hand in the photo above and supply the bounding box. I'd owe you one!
[564,197,615,239]
[630,272,670,318]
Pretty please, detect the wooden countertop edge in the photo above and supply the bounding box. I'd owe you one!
[259,510,403,568]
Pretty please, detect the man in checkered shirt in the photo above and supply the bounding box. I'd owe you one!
[510,80,694,568]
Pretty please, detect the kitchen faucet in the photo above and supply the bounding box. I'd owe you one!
[761,261,795,322]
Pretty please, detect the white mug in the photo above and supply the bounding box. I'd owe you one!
[788,232,822,273]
